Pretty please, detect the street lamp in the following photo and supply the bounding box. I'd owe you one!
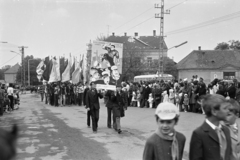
[28,59,35,86]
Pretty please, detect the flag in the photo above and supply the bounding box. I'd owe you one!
[36,60,45,76]
[79,54,84,82]
[62,54,71,82]
[72,57,80,84]
[42,56,53,81]
[49,57,60,83]
[70,56,75,80]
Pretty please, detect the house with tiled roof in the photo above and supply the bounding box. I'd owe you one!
[103,31,168,80]
[177,47,240,84]
[4,63,20,84]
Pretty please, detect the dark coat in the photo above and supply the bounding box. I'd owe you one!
[227,85,236,99]
[83,87,89,106]
[143,132,186,160]
[189,121,232,160]
[111,91,125,117]
[143,86,151,99]
[86,88,103,110]
[104,90,114,108]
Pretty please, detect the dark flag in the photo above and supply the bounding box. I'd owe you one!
[60,57,66,80]
[70,58,75,80]
[42,56,52,81]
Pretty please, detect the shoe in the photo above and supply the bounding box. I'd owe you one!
[88,125,91,128]
[93,131,97,134]
[118,129,122,134]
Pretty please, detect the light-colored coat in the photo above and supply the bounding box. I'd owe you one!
[225,122,240,160]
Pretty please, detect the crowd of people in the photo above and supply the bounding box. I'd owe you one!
[0,83,20,116]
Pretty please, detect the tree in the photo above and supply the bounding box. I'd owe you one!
[16,55,41,86]
[214,40,240,50]
[214,42,230,50]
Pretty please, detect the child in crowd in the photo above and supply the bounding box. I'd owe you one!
[137,90,141,108]
[131,91,137,107]
[162,91,169,102]
[175,93,180,110]
[148,93,153,108]
[183,94,189,112]
[168,89,175,104]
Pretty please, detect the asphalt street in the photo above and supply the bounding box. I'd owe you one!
[0,92,215,160]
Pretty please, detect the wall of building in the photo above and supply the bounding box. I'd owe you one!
[179,68,240,84]
[4,73,17,84]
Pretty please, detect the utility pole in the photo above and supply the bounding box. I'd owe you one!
[19,46,28,87]
[155,1,170,77]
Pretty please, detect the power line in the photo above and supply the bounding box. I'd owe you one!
[166,10,240,35]
[113,7,152,31]
[117,16,154,36]
[0,55,19,68]
[166,0,188,10]
[113,1,187,34]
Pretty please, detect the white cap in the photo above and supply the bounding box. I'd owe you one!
[102,70,110,76]
[155,102,179,120]
[111,65,118,70]
[183,78,188,82]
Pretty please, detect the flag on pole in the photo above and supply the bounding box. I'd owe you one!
[42,56,52,81]
[36,60,45,76]
[49,57,61,83]
[72,56,80,84]
[70,56,75,80]
[61,54,71,82]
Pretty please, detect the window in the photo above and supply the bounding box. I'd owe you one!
[147,57,152,67]
[134,57,141,67]
[223,72,235,80]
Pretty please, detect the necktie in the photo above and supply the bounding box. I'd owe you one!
[215,127,227,160]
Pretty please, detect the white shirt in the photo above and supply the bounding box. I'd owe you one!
[206,119,222,130]
[7,87,14,96]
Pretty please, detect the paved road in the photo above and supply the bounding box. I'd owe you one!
[0,93,211,160]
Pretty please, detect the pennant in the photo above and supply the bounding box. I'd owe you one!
[70,56,75,80]
[49,57,61,83]
[36,60,45,76]
[61,54,71,82]
[42,56,53,81]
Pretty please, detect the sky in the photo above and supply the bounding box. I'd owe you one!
[1,0,240,68]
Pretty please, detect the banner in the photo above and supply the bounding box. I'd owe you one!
[90,41,123,90]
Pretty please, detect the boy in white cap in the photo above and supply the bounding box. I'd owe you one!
[143,102,186,160]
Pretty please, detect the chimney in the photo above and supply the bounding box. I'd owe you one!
[153,30,156,36]
[198,46,201,50]
[134,32,138,37]
[124,32,127,36]
[112,32,115,36]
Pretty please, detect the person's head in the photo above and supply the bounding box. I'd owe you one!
[202,94,230,121]
[184,94,188,98]
[155,102,179,135]
[111,66,120,80]
[225,99,240,125]
[149,93,152,97]
[116,85,122,92]
[90,68,101,81]
[102,70,110,84]
[90,82,96,89]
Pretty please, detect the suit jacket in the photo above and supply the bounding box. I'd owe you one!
[189,121,232,160]
[225,122,240,160]
[86,88,103,110]
[104,90,114,108]
[83,87,89,106]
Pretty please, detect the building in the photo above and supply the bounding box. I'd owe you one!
[103,31,168,80]
[177,47,240,84]
[4,63,20,84]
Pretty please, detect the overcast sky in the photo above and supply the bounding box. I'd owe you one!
[1,0,240,68]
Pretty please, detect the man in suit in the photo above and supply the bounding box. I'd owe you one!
[223,99,240,160]
[104,90,114,128]
[86,82,103,133]
[83,83,91,128]
[189,94,232,160]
